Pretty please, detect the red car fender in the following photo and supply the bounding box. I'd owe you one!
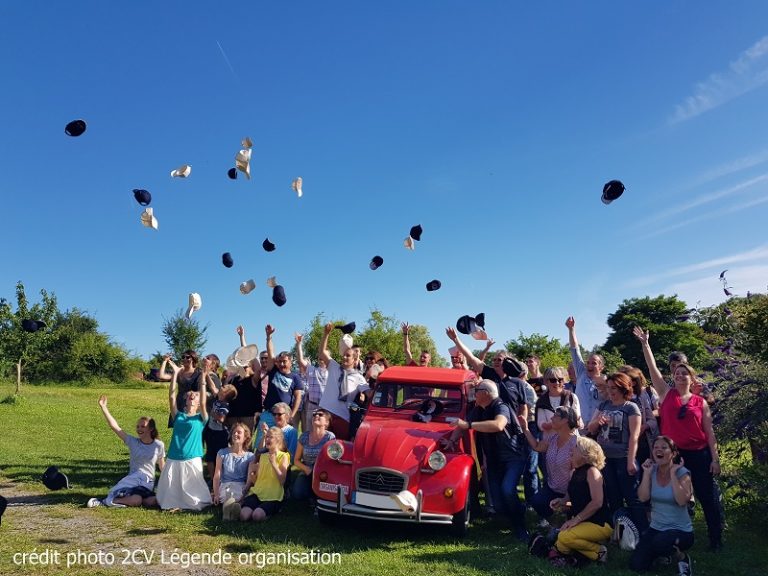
[312,440,355,501]
[416,453,475,515]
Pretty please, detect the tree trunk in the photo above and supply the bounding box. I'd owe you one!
[15,359,22,395]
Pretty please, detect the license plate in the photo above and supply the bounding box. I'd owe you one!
[353,491,401,510]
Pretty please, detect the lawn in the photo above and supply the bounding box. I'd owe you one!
[0,382,766,576]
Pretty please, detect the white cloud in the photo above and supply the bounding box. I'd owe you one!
[670,35,768,124]
[689,149,768,187]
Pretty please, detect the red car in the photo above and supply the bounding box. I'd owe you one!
[312,366,478,535]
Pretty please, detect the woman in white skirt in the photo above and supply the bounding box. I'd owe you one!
[156,364,212,510]
[213,422,254,520]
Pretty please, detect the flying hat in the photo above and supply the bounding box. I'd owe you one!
[64,119,86,137]
[335,322,356,334]
[370,255,384,270]
[266,276,278,288]
[390,490,418,514]
[426,279,441,292]
[456,315,478,335]
[262,238,276,252]
[601,180,625,205]
[140,207,158,230]
[22,319,46,333]
[409,224,423,241]
[292,177,303,198]
[235,147,251,179]
[186,292,202,319]
[133,189,151,206]
[240,279,256,294]
[222,252,234,268]
[242,136,253,149]
[272,285,286,307]
[170,164,192,178]
[502,357,526,378]
[233,344,259,369]
[227,167,238,180]
[42,466,70,491]
[403,236,415,250]
[474,313,485,328]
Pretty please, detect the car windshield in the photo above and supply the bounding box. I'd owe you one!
[371,382,463,414]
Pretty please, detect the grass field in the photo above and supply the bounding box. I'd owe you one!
[1,382,766,576]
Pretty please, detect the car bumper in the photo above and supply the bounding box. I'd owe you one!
[316,488,454,525]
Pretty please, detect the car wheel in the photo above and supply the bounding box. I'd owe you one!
[317,508,338,526]
[450,493,470,536]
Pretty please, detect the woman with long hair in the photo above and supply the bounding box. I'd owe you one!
[212,422,254,520]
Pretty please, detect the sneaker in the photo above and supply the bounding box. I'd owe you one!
[86,498,103,508]
[596,545,608,563]
[678,553,692,576]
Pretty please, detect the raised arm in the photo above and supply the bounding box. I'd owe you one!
[632,327,667,400]
[295,333,309,373]
[477,338,495,363]
[445,327,484,372]
[156,354,177,382]
[98,395,127,442]
[318,322,333,364]
[169,366,180,419]
[199,364,208,421]
[264,324,276,372]
[237,325,247,347]
[401,323,415,365]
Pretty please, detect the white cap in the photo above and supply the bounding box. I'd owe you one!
[235,148,251,179]
[170,164,192,178]
[140,207,158,230]
[339,333,353,356]
[186,292,202,319]
[390,490,418,513]
[240,279,256,295]
[292,177,303,198]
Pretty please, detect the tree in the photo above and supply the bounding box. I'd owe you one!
[504,332,571,370]
[160,309,208,361]
[603,295,710,370]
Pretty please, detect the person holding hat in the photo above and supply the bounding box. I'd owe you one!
[212,422,255,521]
[401,323,432,367]
[295,332,328,435]
[156,351,203,428]
[87,396,165,508]
[155,363,212,511]
[519,405,580,525]
[565,317,608,432]
[318,322,370,440]
[225,326,264,435]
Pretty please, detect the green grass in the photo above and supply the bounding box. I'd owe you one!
[1,382,767,575]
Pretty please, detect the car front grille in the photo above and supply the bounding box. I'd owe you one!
[356,468,407,494]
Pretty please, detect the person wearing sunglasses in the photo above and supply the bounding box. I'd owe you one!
[255,402,298,461]
[565,317,607,432]
[634,327,724,551]
[156,350,203,427]
[535,367,582,435]
[291,409,335,502]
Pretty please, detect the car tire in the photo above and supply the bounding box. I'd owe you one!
[450,493,471,536]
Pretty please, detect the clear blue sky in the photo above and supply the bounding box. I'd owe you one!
[2,2,768,362]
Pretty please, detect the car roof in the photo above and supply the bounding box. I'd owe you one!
[376,366,475,388]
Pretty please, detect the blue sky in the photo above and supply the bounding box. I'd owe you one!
[2,2,768,362]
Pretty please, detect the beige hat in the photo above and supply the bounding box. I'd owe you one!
[240,279,256,295]
[390,490,418,513]
[470,328,489,341]
[140,207,158,230]
[242,136,253,149]
[292,177,303,198]
[403,236,415,250]
[266,276,278,288]
[170,164,192,178]
[338,333,353,356]
[235,148,251,179]
[186,292,202,319]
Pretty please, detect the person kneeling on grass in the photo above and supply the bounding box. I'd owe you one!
[87,395,165,508]
[156,366,212,511]
[630,436,694,576]
[548,436,612,568]
[240,426,290,522]
[213,422,254,520]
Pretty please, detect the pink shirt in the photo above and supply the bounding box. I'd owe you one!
[660,389,707,450]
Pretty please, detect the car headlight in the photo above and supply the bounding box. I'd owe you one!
[428,450,447,471]
[326,441,345,461]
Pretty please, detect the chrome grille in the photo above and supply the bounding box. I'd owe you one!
[356,468,407,493]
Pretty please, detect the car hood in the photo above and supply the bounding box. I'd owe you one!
[353,418,448,474]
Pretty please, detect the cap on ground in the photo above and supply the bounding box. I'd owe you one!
[370,255,384,270]
[335,322,356,334]
[272,285,286,307]
[601,180,625,205]
[64,119,86,137]
[42,466,69,490]
[262,238,276,252]
[133,189,151,206]
[222,252,234,268]
[409,224,423,241]
[426,279,441,291]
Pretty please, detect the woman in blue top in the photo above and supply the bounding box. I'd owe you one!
[213,422,255,520]
[631,435,694,575]
[292,408,335,500]
[156,365,212,511]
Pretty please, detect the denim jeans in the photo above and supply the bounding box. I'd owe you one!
[486,458,527,526]
[603,456,647,532]
[630,528,694,571]
[523,447,540,504]
[678,447,724,547]
[530,482,564,519]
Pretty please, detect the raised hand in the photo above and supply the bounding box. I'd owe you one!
[565,316,575,329]
[401,322,410,335]
[632,326,649,344]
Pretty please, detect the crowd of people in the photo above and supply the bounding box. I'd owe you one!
[83,317,724,575]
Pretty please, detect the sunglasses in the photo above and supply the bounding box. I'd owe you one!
[365,357,375,362]
[677,404,688,420]
[547,377,565,384]
[312,411,326,418]
[181,355,193,360]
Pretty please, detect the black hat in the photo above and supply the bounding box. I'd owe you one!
[64,119,87,137]
[474,313,485,328]
[272,285,286,307]
[502,357,526,378]
[133,189,151,206]
[369,255,384,270]
[222,252,234,268]
[227,167,238,180]
[42,466,69,490]
[263,238,276,252]
[601,180,625,205]
[426,279,441,292]
[0,494,6,526]
[456,315,477,335]
[409,224,423,241]
[21,319,46,333]
[335,322,356,334]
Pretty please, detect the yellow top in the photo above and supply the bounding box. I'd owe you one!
[250,451,289,502]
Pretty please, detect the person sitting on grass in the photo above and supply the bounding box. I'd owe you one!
[87,395,165,508]
[630,436,694,576]
[254,402,298,461]
[548,436,612,568]
[292,408,335,502]
[212,422,254,521]
[240,426,290,522]
[155,366,212,511]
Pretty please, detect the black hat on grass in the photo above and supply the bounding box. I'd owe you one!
[42,466,69,491]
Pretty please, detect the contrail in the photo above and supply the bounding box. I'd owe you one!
[216,40,239,82]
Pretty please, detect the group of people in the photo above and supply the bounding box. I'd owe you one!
[85,316,724,575]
